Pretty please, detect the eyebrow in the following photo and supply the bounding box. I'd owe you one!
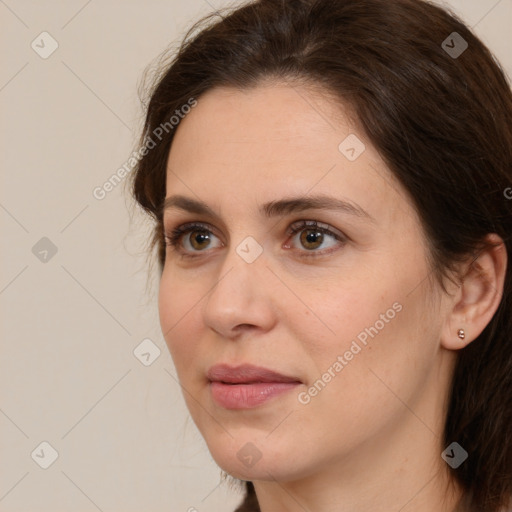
[162,194,376,223]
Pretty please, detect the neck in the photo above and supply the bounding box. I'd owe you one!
[253,454,464,512]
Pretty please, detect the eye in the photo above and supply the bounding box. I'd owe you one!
[163,219,346,259]
[164,222,222,257]
[284,220,346,257]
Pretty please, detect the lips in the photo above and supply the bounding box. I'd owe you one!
[207,364,302,409]
[207,364,301,384]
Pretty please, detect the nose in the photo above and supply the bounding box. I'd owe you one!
[202,242,277,340]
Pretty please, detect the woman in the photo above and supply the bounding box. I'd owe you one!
[130,0,512,510]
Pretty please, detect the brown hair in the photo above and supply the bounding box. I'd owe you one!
[131,0,512,510]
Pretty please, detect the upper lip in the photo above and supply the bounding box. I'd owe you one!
[207,364,301,384]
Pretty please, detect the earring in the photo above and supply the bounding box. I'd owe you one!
[457,329,465,340]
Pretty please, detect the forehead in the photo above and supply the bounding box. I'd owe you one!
[165,83,414,225]
[170,83,356,159]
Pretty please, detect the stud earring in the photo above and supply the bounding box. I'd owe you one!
[457,329,465,340]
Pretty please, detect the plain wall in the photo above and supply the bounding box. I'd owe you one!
[1,0,511,510]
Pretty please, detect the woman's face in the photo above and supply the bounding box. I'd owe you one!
[159,83,456,482]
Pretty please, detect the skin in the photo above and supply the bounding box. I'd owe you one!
[158,82,507,512]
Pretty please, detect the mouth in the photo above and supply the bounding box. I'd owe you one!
[207,363,302,409]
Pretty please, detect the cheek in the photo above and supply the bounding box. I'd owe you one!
[289,252,435,395]
[295,271,437,416]
[286,270,402,360]
[158,269,203,369]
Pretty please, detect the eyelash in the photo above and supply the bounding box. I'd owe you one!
[163,220,347,260]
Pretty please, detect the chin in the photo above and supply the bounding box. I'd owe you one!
[205,435,314,483]
[216,458,288,482]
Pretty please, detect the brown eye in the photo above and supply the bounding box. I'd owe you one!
[188,230,212,250]
[164,222,222,257]
[286,220,347,258]
[299,229,325,250]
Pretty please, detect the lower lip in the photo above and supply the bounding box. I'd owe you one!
[210,381,300,409]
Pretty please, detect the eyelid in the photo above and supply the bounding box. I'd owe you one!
[284,219,347,257]
[286,219,346,240]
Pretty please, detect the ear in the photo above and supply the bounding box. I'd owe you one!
[441,233,507,350]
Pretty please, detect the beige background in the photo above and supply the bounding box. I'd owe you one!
[1,1,511,511]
